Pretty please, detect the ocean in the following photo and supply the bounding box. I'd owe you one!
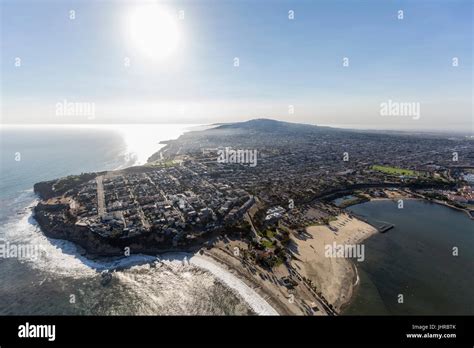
[3,125,471,316]
[0,124,273,315]
[344,199,474,315]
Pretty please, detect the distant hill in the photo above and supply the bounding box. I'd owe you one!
[215,118,325,134]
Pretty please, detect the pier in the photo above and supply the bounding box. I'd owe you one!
[377,224,395,233]
[349,212,394,233]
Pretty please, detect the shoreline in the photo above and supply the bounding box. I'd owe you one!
[151,251,280,315]
[338,260,361,314]
[338,195,474,313]
[363,196,474,220]
[289,212,378,313]
[1,196,378,315]
[201,247,295,315]
[32,188,473,316]
[7,207,281,315]
[5,124,472,316]
[187,252,279,315]
[10,190,473,316]
[339,197,474,315]
[25,170,474,316]
[3,198,280,316]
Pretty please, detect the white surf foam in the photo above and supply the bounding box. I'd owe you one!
[2,205,279,315]
[188,254,279,316]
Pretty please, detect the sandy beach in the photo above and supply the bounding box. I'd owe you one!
[199,214,379,315]
[289,213,378,312]
[196,192,472,315]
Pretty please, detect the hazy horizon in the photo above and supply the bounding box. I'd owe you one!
[1,119,472,136]
[1,0,472,132]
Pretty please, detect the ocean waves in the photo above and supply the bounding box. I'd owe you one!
[0,200,276,315]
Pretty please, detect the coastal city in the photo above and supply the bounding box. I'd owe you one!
[33,119,474,315]
[1,0,472,344]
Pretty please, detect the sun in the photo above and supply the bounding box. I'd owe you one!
[127,4,180,60]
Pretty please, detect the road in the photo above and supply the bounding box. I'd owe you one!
[96,175,106,218]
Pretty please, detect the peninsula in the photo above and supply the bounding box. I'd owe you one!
[33,119,474,315]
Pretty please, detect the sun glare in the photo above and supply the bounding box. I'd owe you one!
[127,4,180,60]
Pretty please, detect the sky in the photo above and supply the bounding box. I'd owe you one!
[1,0,472,132]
